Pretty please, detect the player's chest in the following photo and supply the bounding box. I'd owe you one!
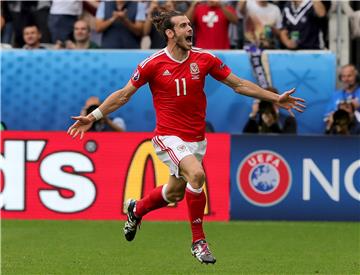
[151,61,206,92]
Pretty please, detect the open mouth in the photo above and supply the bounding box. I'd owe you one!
[185,35,193,43]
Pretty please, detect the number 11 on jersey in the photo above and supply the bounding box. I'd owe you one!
[175,78,187,96]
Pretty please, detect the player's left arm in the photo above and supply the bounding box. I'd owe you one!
[221,72,306,116]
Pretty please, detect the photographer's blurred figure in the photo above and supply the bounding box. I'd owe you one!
[325,100,360,135]
[325,64,360,128]
[243,87,297,133]
[81,96,126,132]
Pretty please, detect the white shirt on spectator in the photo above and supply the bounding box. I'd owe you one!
[245,0,282,29]
[50,0,83,16]
[242,0,282,47]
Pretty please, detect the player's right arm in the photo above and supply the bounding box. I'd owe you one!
[95,81,138,117]
[67,81,138,139]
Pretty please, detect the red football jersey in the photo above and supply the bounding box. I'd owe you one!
[193,4,236,49]
[131,48,232,142]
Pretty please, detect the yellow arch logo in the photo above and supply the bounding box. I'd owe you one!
[123,139,209,214]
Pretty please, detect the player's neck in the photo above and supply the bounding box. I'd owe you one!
[166,44,189,62]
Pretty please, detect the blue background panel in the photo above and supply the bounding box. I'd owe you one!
[1,50,335,133]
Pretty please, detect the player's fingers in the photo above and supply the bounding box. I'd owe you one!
[67,126,73,135]
[294,102,306,108]
[67,124,77,134]
[69,127,76,136]
[80,131,84,140]
[288,108,295,117]
[286,88,296,95]
[73,129,80,139]
[292,96,306,103]
[294,106,304,113]
[71,116,82,121]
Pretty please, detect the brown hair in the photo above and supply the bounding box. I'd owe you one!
[23,24,41,34]
[152,10,184,41]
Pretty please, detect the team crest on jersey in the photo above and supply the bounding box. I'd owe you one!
[190,63,199,74]
[190,63,200,79]
[237,150,291,207]
[132,69,140,81]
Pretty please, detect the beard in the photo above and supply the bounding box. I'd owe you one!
[173,33,191,51]
[75,35,89,43]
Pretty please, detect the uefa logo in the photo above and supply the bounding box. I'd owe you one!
[237,150,292,207]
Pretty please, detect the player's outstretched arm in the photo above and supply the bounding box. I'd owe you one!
[221,73,306,116]
[67,81,138,139]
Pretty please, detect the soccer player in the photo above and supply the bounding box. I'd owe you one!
[68,10,305,264]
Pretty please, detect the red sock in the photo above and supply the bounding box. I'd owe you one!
[135,185,168,218]
[186,187,206,243]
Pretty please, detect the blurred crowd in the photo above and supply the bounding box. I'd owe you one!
[1,0,333,50]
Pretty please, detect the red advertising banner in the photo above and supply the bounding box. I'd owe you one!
[1,131,230,221]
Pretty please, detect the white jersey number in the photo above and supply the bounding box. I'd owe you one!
[175,78,187,96]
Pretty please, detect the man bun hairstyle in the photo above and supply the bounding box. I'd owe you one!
[152,10,184,41]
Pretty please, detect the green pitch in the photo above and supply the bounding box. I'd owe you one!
[2,220,359,275]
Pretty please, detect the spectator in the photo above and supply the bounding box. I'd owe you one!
[186,0,238,49]
[144,1,175,49]
[82,0,102,46]
[81,96,126,132]
[229,1,243,49]
[325,101,360,135]
[238,0,282,49]
[1,1,13,45]
[6,1,51,48]
[22,25,45,49]
[95,0,146,49]
[326,64,360,121]
[174,1,191,13]
[280,0,327,50]
[0,15,4,30]
[85,104,126,132]
[48,0,83,44]
[80,96,101,116]
[65,20,100,49]
[243,87,297,134]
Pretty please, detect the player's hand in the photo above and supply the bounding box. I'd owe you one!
[277,88,306,116]
[67,115,93,140]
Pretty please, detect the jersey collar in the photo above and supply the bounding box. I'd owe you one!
[164,47,190,64]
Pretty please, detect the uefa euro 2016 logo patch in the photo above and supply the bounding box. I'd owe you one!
[237,150,292,207]
[132,69,140,81]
